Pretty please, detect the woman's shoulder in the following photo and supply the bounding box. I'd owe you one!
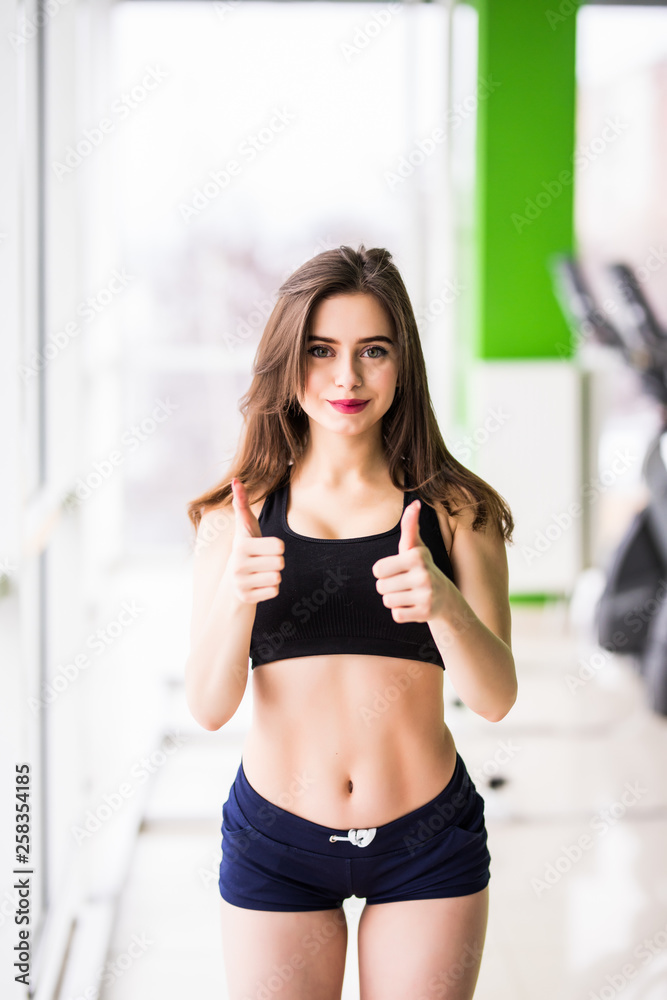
[430,488,506,561]
[426,485,486,559]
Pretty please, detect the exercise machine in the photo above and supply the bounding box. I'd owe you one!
[550,256,667,715]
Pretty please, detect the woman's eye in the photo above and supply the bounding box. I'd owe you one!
[306,345,388,359]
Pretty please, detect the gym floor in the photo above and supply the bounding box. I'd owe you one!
[96,567,667,1000]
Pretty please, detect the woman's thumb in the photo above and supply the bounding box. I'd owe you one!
[231,478,262,538]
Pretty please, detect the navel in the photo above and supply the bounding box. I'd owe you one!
[347,779,353,794]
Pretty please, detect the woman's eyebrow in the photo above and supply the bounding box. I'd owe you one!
[306,334,395,345]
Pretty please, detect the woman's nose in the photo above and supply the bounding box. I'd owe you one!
[335,355,362,387]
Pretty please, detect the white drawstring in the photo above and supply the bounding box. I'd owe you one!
[329,827,377,847]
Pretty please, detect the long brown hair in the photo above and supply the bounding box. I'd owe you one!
[187,244,514,544]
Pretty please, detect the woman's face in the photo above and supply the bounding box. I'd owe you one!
[298,292,400,436]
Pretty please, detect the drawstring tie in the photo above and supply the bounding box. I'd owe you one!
[329,827,377,847]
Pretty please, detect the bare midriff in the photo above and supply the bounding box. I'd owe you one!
[241,651,458,830]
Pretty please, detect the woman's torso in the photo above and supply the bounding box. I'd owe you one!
[240,470,459,829]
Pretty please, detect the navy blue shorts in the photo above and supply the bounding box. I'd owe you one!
[218,751,491,911]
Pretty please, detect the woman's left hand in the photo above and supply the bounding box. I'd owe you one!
[372,499,455,623]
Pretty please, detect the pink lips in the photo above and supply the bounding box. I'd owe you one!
[328,399,370,413]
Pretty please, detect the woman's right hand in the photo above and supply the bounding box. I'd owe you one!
[228,477,284,604]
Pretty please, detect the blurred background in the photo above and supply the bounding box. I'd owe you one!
[2,1,667,998]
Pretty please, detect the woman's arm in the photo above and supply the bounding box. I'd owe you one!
[429,504,517,722]
[373,498,517,722]
[184,504,257,730]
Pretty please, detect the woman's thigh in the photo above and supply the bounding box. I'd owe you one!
[219,897,349,1000]
[357,886,489,1000]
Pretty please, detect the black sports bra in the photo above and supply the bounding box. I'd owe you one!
[248,477,456,670]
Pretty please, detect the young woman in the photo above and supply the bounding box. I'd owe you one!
[185,245,516,1000]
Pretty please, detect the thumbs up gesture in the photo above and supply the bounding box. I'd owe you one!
[372,499,450,623]
[231,477,263,539]
[228,478,285,604]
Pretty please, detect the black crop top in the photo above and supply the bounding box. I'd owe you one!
[248,478,456,670]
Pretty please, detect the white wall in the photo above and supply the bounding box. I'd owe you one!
[0,1,137,996]
[467,360,583,596]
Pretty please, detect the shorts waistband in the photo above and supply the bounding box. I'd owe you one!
[231,751,475,858]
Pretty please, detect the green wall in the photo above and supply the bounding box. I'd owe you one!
[463,0,578,360]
